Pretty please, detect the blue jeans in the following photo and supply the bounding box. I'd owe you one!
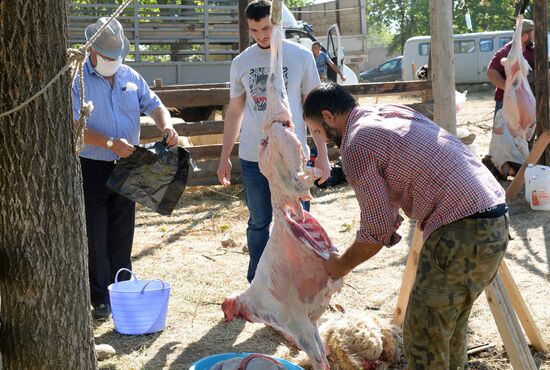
[494,100,503,119]
[240,159,310,282]
[241,159,273,283]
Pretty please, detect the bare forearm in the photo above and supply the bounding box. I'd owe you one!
[328,61,343,76]
[149,105,174,131]
[220,97,245,160]
[221,117,242,160]
[311,130,328,156]
[336,239,383,276]
[487,68,506,90]
[78,121,109,149]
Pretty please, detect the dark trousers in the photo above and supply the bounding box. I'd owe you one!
[80,157,135,305]
[240,159,310,283]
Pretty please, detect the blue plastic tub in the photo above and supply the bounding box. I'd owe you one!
[189,353,303,370]
[108,268,171,335]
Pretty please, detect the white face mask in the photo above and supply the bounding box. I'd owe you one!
[94,54,122,77]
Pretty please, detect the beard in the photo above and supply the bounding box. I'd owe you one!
[321,120,342,147]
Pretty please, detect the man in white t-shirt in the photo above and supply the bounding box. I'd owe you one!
[217,0,330,283]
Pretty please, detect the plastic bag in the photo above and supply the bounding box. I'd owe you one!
[455,90,468,112]
[106,139,190,215]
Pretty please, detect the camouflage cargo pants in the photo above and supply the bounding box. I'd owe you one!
[403,214,509,370]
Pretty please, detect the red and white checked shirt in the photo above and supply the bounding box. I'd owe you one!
[341,105,505,246]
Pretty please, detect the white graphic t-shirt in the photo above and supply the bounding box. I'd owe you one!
[230,40,321,162]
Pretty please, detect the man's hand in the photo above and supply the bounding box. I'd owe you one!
[326,252,348,280]
[162,127,179,147]
[217,158,232,186]
[325,239,384,279]
[340,73,347,82]
[112,138,135,158]
[314,154,331,185]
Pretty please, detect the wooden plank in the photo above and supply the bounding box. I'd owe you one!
[147,82,434,112]
[498,261,549,352]
[392,226,423,327]
[182,143,341,162]
[429,0,457,135]
[344,81,432,97]
[154,88,230,108]
[191,156,241,179]
[506,131,550,201]
[153,82,431,110]
[187,144,236,161]
[151,82,229,90]
[485,274,537,370]
[140,119,225,139]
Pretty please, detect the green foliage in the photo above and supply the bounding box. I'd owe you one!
[284,0,314,7]
[364,0,543,55]
[453,0,524,34]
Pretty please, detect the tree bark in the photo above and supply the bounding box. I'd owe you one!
[429,0,457,135]
[0,1,97,369]
[239,0,250,52]
[534,0,550,165]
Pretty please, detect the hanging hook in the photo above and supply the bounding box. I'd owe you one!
[515,0,530,17]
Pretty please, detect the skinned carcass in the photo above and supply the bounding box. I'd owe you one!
[488,15,536,174]
[221,1,343,369]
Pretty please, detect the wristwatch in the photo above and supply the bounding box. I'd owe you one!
[106,137,114,149]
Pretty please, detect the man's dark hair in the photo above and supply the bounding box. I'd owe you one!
[312,41,321,47]
[245,0,271,21]
[303,83,358,122]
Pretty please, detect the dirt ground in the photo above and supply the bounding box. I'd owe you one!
[95,88,550,370]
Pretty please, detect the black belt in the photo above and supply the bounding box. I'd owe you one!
[467,203,508,219]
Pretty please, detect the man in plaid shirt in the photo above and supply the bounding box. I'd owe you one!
[303,83,509,370]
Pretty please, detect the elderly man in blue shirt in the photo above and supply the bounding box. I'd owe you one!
[72,17,179,320]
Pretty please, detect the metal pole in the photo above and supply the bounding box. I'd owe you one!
[204,0,210,62]
[133,0,140,62]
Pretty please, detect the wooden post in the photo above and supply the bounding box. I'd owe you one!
[485,275,538,370]
[238,0,249,52]
[534,0,550,164]
[153,78,163,89]
[428,0,457,135]
[392,226,423,326]
[506,131,550,201]
[498,261,549,352]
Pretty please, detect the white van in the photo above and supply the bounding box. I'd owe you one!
[402,31,518,83]
[282,5,359,85]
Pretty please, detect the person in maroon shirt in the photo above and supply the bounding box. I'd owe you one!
[487,19,535,116]
[303,83,509,370]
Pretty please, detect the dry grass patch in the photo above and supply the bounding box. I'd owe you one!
[96,91,550,370]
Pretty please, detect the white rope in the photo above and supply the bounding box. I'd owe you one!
[0,0,133,121]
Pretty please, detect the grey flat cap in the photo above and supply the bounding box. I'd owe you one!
[85,17,129,59]
[520,19,534,33]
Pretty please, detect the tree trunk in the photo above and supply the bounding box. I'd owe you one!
[429,0,457,135]
[0,1,97,369]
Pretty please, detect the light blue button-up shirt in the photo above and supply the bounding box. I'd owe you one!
[72,58,162,161]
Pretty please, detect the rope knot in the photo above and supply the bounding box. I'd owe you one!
[67,47,87,67]
[80,101,94,119]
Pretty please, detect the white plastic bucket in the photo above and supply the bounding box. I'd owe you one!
[108,268,171,335]
[524,164,550,207]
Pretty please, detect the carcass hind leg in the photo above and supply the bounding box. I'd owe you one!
[290,321,329,370]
